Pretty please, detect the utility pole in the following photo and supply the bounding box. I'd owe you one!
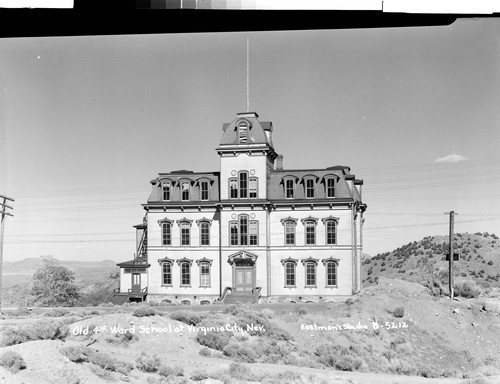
[445,211,457,300]
[0,194,15,313]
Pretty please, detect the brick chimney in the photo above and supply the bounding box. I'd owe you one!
[276,154,283,170]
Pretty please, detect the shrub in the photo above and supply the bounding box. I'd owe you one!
[1,320,69,346]
[454,280,482,298]
[169,310,202,325]
[44,308,70,317]
[392,307,405,318]
[158,365,174,377]
[196,330,231,351]
[133,305,158,317]
[136,352,161,372]
[191,369,209,381]
[314,344,365,371]
[0,351,27,373]
[199,347,211,356]
[223,342,258,363]
[296,306,307,315]
[228,362,254,380]
[388,358,417,375]
[88,351,117,371]
[61,345,94,363]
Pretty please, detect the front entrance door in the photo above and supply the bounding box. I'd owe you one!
[131,273,141,292]
[234,267,254,294]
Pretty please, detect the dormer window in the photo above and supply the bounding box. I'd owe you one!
[181,182,190,201]
[285,179,295,199]
[200,181,209,201]
[305,178,315,198]
[237,120,250,143]
[162,182,171,201]
[326,177,336,198]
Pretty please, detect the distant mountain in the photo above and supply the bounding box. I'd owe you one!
[362,232,500,288]
[3,258,119,288]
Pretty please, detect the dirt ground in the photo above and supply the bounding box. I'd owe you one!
[1,278,500,384]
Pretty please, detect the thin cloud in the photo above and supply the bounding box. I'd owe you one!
[433,152,468,164]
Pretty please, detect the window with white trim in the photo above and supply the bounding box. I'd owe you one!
[325,220,337,245]
[229,178,238,199]
[161,261,172,286]
[305,220,316,245]
[200,221,210,246]
[239,171,248,198]
[326,177,336,198]
[161,222,172,246]
[180,261,191,286]
[249,178,258,198]
[239,214,248,245]
[181,182,190,201]
[325,261,337,287]
[305,178,315,198]
[199,262,211,287]
[305,262,316,286]
[162,182,171,201]
[284,220,296,246]
[249,221,258,246]
[180,222,190,246]
[285,179,295,199]
[200,181,209,201]
[230,221,238,246]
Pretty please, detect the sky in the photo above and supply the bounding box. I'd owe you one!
[1,18,499,262]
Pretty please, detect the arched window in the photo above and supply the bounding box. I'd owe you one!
[302,258,318,287]
[301,217,318,246]
[229,215,258,246]
[197,258,212,288]
[158,219,173,246]
[177,219,192,246]
[249,177,258,198]
[201,222,210,246]
[229,178,238,198]
[249,221,258,246]
[322,258,339,287]
[239,214,248,245]
[181,182,190,201]
[239,171,248,198]
[162,182,171,201]
[200,181,209,201]
[237,120,250,143]
[322,216,339,245]
[281,217,298,246]
[325,177,336,198]
[177,258,193,287]
[162,261,172,286]
[229,221,238,246]
[305,178,315,198]
[281,258,298,288]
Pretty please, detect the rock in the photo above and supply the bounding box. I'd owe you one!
[452,308,460,314]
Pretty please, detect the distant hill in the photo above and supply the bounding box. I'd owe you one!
[362,232,500,288]
[3,258,119,288]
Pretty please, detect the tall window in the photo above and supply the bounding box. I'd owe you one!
[286,262,296,287]
[230,221,238,246]
[285,179,295,199]
[284,221,296,245]
[180,222,190,246]
[249,221,258,246]
[325,261,337,287]
[325,220,337,245]
[161,222,172,246]
[162,262,172,286]
[239,172,248,198]
[199,262,210,287]
[301,259,318,287]
[305,178,315,198]
[200,221,210,246]
[229,179,238,198]
[238,121,249,143]
[181,182,190,201]
[249,178,258,198]
[180,261,191,286]
[162,182,171,201]
[305,220,316,245]
[239,214,248,245]
[200,181,209,201]
[326,178,335,198]
[305,262,316,286]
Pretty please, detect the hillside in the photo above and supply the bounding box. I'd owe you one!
[362,232,500,289]
[1,278,500,383]
[3,258,119,288]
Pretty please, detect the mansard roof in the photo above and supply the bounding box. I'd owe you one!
[218,112,274,148]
